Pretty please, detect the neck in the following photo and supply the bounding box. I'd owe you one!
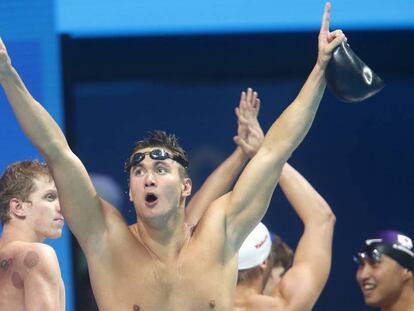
[133,205,190,261]
[382,282,414,311]
[0,222,43,246]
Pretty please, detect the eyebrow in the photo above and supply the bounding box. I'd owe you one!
[153,160,172,167]
[42,189,58,196]
[132,160,171,169]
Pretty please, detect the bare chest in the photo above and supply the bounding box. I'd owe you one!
[90,248,235,311]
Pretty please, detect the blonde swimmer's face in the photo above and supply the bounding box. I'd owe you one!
[24,177,64,240]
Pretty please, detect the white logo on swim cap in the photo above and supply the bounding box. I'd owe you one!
[397,234,413,250]
[238,222,272,270]
[365,239,382,245]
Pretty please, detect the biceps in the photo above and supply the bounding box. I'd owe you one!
[293,223,334,268]
[25,274,61,311]
[278,266,326,311]
[52,151,107,244]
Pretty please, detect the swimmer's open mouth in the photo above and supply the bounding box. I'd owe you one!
[145,193,158,203]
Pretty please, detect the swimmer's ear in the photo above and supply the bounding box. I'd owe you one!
[128,188,133,202]
[259,256,271,271]
[402,268,413,282]
[9,198,26,218]
[325,41,385,103]
[182,178,192,198]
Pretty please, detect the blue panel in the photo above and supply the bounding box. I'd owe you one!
[57,0,414,36]
[0,1,72,309]
[0,42,43,169]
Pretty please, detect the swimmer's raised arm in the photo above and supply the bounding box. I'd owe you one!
[185,88,264,225]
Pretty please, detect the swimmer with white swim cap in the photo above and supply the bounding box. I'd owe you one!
[233,163,336,311]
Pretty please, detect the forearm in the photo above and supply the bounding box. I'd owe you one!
[1,65,68,159]
[279,162,334,225]
[200,147,248,194]
[262,64,326,161]
[186,147,248,224]
[295,62,327,108]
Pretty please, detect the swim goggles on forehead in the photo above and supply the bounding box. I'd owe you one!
[353,248,383,265]
[353,243,414,271]
[125,148,188,171]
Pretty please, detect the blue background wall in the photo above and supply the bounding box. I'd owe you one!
[0,1,73,310]
[57,0,414,35]
[0,0,413,310]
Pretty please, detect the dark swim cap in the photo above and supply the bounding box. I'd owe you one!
[355,230,414,271]
[325,41,385,103]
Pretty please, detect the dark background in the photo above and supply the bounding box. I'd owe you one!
[61,30,414,310]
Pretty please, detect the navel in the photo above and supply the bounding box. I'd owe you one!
[133,304,140,311]
[209,299,216,308]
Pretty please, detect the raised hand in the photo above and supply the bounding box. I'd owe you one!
[185,88,263,225]
[317,2,346,70]
[234,88,264,158]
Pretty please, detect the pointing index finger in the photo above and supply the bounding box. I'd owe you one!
[320,2,331,33]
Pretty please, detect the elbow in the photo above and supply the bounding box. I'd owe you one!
[258,145,292,170]
[326,207,336,226]
[318,202,336,227]
[307,198,335,228]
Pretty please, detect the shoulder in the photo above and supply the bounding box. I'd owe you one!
[17,243,60,276]
[199,192,230,225]
[187,201,229,253]
[193,199,227,239]
[22,243,57,259]
[1,242,57,261]
[100,197,128,228]
[0,242,61,283]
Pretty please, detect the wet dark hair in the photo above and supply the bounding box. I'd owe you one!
[125,130,189,178]
[270,233,294,271]
[0,160,52,224]
[237,265,262,284]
